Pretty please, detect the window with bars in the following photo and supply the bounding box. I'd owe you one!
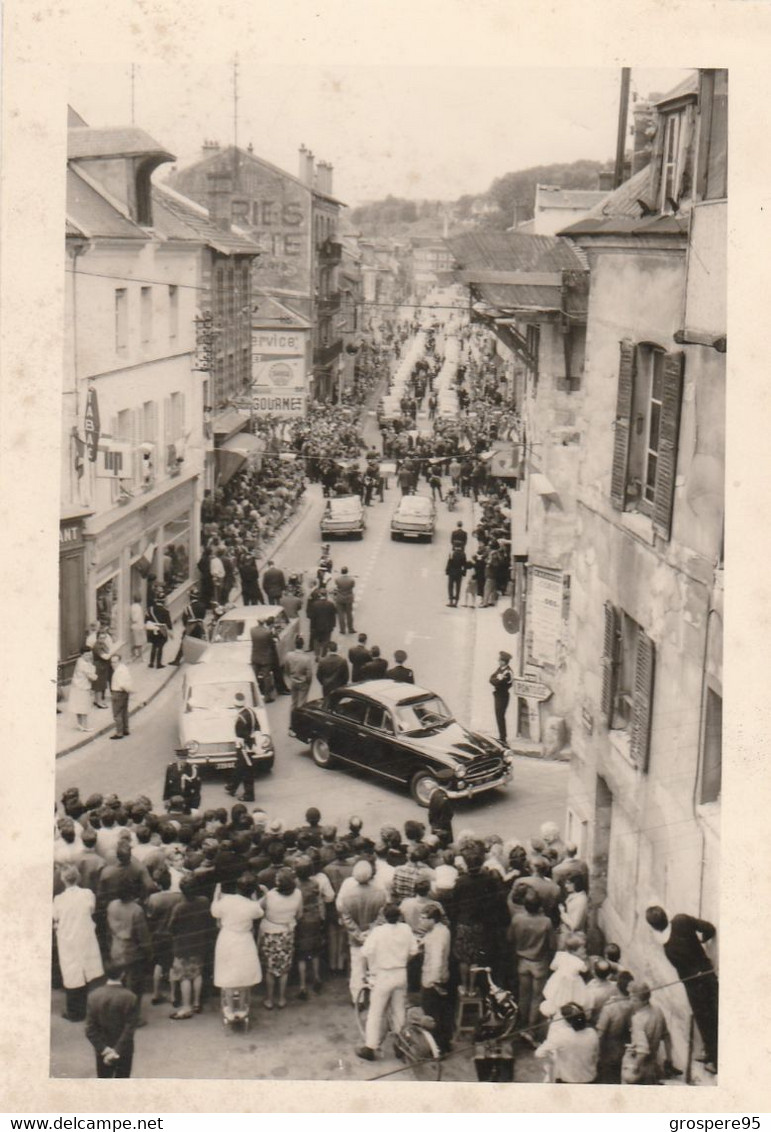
[610,339,684,540]
[601,602,655,772]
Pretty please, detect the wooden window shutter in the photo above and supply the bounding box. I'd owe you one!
[610,339,636,510]
[652,351,685,539]
[630,630,655,770]
[600,601,620,725]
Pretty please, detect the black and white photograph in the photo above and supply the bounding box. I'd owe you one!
[6,1,770,1115]
[44,59,725,1087]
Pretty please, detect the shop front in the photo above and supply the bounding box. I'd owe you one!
[86,476,199,650]
[59,510,92,685]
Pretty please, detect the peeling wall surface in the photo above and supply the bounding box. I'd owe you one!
[565,238,724,1067]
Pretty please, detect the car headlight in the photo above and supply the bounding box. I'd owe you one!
[259,734,274,754]
[455,765,467,779]
[185,740,199,754]
[503,750,514,766]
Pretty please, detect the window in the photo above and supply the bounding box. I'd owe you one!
[161,513,191,593]
[601,602,655,771]
[331,695,368,724]
[164,392,185,472]
[365,703,394,734]
[660,111,684,210]
[140,286,152,347]
[95,566,120,636]
[115,288,128,353]
[700,686,722,804]
[610,340,684,539]
[526,324,540,383]
[142,401,157,448]
[168,285,179,341]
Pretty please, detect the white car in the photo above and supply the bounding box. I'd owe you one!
[205,604,300,666]
[178,662,274,771]
[391,494,437,542]
[320,494,366,540]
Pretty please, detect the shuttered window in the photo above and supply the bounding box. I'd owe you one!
[601,602,655,772]
[609,340,684,540]
[609,339,636,510]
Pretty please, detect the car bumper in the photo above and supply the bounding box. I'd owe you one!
[176,748,273,770]
[445,770,512,800]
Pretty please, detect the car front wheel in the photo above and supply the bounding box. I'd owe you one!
[410,770,442,807]
[311,737,335,769]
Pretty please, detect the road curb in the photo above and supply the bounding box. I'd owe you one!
[56,494,314,760]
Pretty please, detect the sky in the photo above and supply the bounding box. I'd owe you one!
[69,65,691,207]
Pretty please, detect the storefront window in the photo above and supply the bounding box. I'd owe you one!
[96,565,120,636]
[161,514,191,593]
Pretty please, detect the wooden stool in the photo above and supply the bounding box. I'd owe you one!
[454,991,483,1037]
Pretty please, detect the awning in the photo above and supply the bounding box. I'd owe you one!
[215,433,265,484]
[213,409,251,441]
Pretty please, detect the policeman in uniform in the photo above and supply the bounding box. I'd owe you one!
[489,650,514,745]
[226,692,259,802]
[170,588,207,666]
[386,650,415,684]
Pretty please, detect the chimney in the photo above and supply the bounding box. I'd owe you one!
[202,138,221,158]
[299,144,308,180]
[306,150,315,187]
[326,163,334,196]
[631,98,657,176]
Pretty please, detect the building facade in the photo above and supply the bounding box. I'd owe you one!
[61,126,208,680]
[559,70,725,1077]
[167,143,345,407]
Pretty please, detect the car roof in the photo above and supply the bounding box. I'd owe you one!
[397,495,433,510]
[218,604,287,620]
[334,679,437,706]
[185,662,257,686]
[328,495,362,510]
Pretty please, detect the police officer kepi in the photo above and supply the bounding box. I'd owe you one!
[226,693,258,802]
[171,588,207,666]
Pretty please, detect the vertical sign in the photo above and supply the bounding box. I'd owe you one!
[84,386,100,462]
[528,566,563,668]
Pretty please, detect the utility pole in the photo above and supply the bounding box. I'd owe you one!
[130,63,136,125]
[613,68,631,189]
[232,55,240,188]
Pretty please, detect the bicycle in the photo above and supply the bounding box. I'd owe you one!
[355,976,443,1081]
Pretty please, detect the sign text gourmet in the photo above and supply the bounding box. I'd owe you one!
[251,393,306,417]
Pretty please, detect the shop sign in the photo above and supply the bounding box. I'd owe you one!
[253,330,304,356]
[84,387,100,462]
[251,393,306,417]
[252,356,306,418]
[59,522,83,549]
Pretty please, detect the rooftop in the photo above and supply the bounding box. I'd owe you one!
[153,182,261,256]
[68,126,175,163]
[536,185,609,211]
[558,165,688,238]
[447,230,586,314]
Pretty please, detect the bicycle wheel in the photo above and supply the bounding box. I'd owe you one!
[355,985,370,1042]
[395,1025,443,1082]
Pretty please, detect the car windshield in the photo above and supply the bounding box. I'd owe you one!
[394,695,453,733]
[328,497,361,515]
[212,619,245,642]
[187,681,256,711]
[400,498,431,514]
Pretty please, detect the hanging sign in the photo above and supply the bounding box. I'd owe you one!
[84,386,100,462]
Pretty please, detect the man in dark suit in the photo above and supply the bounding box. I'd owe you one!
[308,589,337,660]
[386,650,415,684]
[85,962,138,1078]
[146,591,172,669]
[261,560,286,605]
[645,906,719,1073]
[348,633,372,683]
[250,620,275,700]
[316,642,350,697]
[359,645,388,681]
[170,588,207,666]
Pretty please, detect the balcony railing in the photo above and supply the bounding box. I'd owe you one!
[318,291,342,317]
[318,239,343,265]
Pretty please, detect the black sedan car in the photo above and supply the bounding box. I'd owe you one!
[290,679,513,806]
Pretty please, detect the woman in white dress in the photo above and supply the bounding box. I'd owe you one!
[68,647,97,732]
[211,877,264,1025]
[129,595,146,661]
[53,865,104,1020]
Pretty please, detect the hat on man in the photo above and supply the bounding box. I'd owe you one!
[498,651,512,663]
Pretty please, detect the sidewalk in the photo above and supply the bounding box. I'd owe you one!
[55,494,313,758]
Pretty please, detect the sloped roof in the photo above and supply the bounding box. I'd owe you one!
[66,166,148,240]
[655,71,699,108]
[447,230,586,315]
[447,229,586,273]
[558,165,688,238]
[68,126,175,162]
[168,144,345,207]
[152,183,260,256]
[253,292,311,329]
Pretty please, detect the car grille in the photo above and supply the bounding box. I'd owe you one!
[192,741,237,754]
[394,522,428,530]
[463,756,504,783]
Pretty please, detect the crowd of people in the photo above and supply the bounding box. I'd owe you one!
[52,784,717,1083]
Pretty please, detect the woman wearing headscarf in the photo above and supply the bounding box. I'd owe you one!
[451,846,507,996]
[259,868,303,1010]
[53,865,104,1020]
[211,875,264,1025]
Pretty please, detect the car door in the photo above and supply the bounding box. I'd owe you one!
[357,702,409,784]
[326,692,369,764]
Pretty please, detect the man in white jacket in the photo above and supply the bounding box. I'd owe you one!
[356,904,418,1061]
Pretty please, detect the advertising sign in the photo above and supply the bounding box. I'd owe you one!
[84,386,100,462]
[252,356,307,418]
[528,566,564,668]
[253,330,304,356]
